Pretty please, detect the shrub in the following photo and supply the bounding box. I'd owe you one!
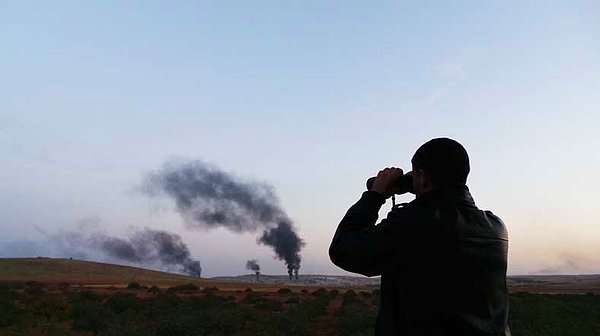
[29,296,67,320]
[106,292,139,313]
[252,315,311,336]
[202,286,219,294]
[148,285,162,294]
[287,295,331,323]
[0,282,24,290]
[143,294,181,320]
[344,289,357,297]
[312,288,328,297]
[508,292,600,336]
[68,290,102,305]
[70,300,112,332]
[371,289,381,306]
[57,282,70,293]
[337,289,376,336]
[285,297,300,304]
[255,299,283,312]
[0,287,18,301]
[278,288,293,294]
[154,299,249,336]
[360,291,372,299]
[0,299,19,327]
[329,289,339,299]
[100,319,152,336]
[167,283,199,293]
[127,282,144,290]
[243,291,267,304]
[24,281,46,296]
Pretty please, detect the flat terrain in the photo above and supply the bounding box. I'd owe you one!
[1,258,600,335]
[509,274,600,295]
[0,258,378,292]
[2,257,599,294]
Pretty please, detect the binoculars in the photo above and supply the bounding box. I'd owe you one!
[366,171,414,194]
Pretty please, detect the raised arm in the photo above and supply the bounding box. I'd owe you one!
[329,191,402,276]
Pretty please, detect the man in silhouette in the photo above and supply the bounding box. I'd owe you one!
[330,138,510,336]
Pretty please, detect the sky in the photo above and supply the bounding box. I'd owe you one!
[1,1,599,277]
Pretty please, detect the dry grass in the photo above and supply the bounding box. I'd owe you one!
[0,258,365,293]
[3,257,599,294]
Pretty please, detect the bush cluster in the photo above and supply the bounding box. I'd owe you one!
[1,281,599,336]
[127,282,148,290]
[337,289,376,336]
[166,283,199,293]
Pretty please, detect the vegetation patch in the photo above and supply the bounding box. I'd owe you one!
[0,281,598,336]
[166,283,199,293]
[278,287,293,294]
[126,282,147,290]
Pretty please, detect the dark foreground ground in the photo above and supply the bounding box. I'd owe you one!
[1,281,600,336]
[1,258,600,335]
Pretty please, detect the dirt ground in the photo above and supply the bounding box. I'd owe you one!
[2,257,600,294]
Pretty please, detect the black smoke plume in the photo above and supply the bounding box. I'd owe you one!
[258,221,302,278]
[143,159,304,273]
[246,259,260,281]
[91,229,202,277]
[246,259,260,272]
[49,227,202,277]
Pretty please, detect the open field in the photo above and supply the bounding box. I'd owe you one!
[3,257,600,294]
[0,258,380,292]
[1,258,600,335]
[509,274,600,295]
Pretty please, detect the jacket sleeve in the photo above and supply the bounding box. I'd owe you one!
[329,191,405,277]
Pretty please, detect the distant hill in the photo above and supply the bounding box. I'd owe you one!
[0,257,195,286]
[508,273,600,294]
[0,257,378,289]
[1,258,599,293]
[0,258,378,290]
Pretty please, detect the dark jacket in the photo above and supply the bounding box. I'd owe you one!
[329,187,510,336]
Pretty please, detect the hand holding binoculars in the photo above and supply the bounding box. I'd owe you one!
[366,171,414,195]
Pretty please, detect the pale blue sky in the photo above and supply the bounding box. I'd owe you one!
[1,1,599,276]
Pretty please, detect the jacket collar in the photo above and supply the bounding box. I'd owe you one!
[411,185,476,208]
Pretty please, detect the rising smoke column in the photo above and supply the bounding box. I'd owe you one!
[246,259,261,281]
[143,159,304,273]
[50,228,202,277]
[258,221,302,279]
[92,229,202,277]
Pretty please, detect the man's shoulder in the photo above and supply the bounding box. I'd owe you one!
[478,209,509,240]
[382,201,447,230]
[388,199,508,238]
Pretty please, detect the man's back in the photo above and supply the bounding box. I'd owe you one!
[329,187,510,335]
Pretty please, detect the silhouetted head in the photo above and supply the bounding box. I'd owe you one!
[411,138,470,197]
